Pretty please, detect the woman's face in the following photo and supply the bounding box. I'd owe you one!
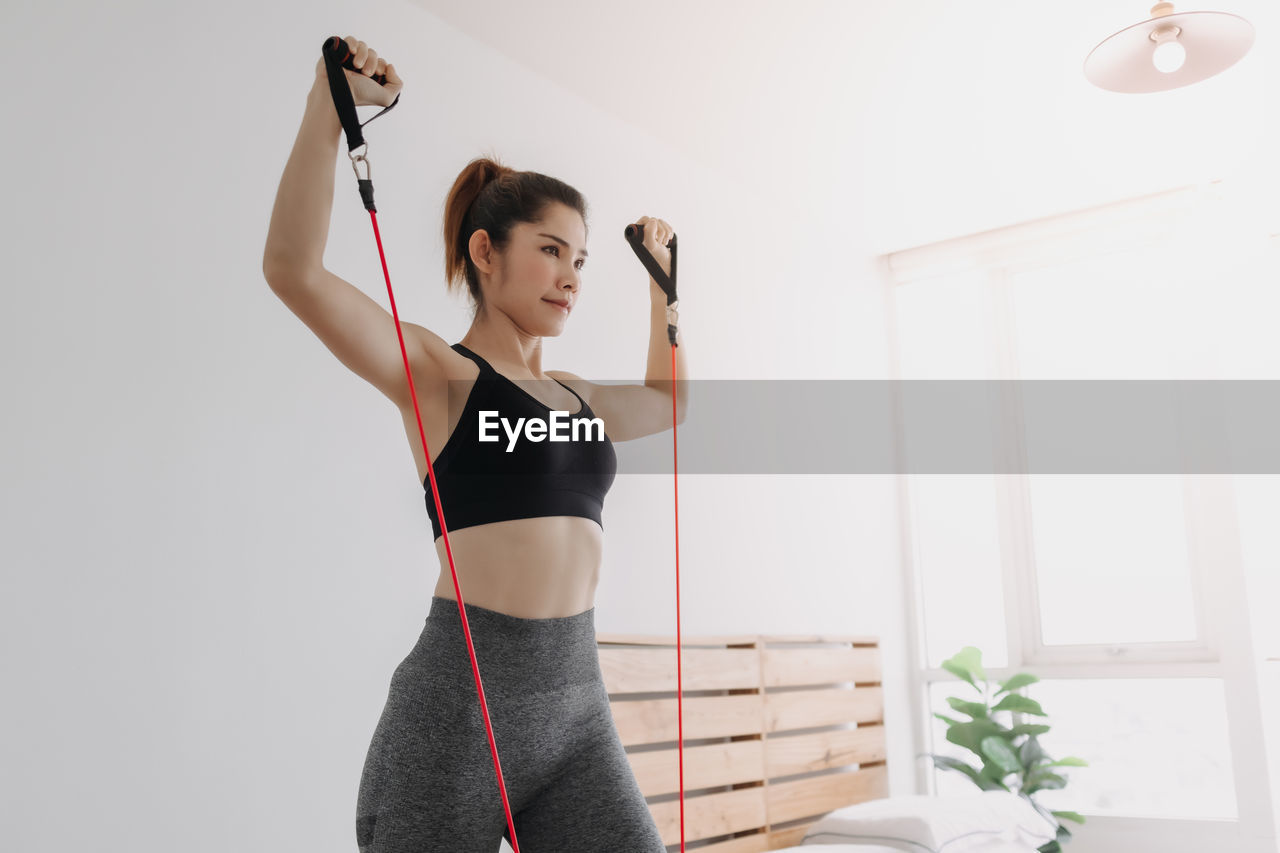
[478,204,588,336]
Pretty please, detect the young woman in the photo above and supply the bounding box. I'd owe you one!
[263,36,687,852]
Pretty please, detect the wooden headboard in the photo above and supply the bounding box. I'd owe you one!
[594,628,889,851]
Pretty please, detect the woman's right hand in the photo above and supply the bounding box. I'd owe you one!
[314,36,402,108]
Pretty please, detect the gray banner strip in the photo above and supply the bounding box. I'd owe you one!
[551,380,1280,474]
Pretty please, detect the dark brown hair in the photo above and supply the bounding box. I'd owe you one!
[442,153,589,316]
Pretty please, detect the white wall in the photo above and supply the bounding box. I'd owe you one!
[1,1,906,851]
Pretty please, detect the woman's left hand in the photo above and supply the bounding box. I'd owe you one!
[631,215,675,292]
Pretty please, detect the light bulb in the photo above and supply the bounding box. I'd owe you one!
[1153,39,1186,72]
[1149,23,1186,74]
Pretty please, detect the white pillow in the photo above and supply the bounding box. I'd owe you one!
[774,846,913,853]
[780,845,1034,853]
[799,791,1059,851]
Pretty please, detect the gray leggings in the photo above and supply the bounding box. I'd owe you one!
[356,595,667,852]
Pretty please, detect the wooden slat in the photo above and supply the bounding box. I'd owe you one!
[693,832,774,853]
[761,646,883,687]
[627,738,766,797]
[649,786,768,846]
[766,825,812,848]
[596,632,762,646]
[767,765,891,824]
[611,693,765,746]
[764,725,887,777]
[696,826,821,851]
[598,632,888,851]
[599,647,761,692]
[765,686,885,731]
[758,634,880,645]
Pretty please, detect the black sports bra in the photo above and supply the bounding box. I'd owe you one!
[422,343,617,541]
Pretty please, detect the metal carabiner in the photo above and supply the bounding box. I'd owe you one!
[349,143,371,182]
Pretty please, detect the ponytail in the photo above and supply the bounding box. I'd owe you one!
[441,152,588,317]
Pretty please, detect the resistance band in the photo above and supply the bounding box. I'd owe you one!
[623,223,684,849]
[320,36,684,851]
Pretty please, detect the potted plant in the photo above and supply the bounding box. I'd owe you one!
[919,646,1088,852]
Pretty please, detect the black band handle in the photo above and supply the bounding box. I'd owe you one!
[624,224,678,305]
[323,36,389,84]
[624,223,679,345]
[320,36,401,155]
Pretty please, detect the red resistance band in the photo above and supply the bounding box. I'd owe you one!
[320,37,686,852]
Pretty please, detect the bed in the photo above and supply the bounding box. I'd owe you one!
[597,628,1058,852]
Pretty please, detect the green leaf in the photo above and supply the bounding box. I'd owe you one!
[1010,723,1051,736]
[1052,810,1086,824]
[946,719,1009,755]
[932,712,965,727]
[941,646,987,691]
[1046,756,1089,767]
[973,773,1012,791]
[946,696,992,720]
[980,735,1023,774]
[991,693,1048,716]
[924,754,1001,790]
[940,660,978,691]
[996,673,1040,695]
[1020,738,1048,771]
[1024,769,1068,793]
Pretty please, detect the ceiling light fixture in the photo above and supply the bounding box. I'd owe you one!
[1084,2,1254,93]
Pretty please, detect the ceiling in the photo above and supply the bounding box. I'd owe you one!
[410,0,1277,254]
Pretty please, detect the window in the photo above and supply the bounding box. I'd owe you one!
[888,180,1275,827]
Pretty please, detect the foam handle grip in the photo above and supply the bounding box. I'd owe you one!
[323,36,388,86]
[626,223,673,248]
[623,223,679,310]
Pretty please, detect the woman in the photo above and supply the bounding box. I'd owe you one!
[263,36,687,852]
